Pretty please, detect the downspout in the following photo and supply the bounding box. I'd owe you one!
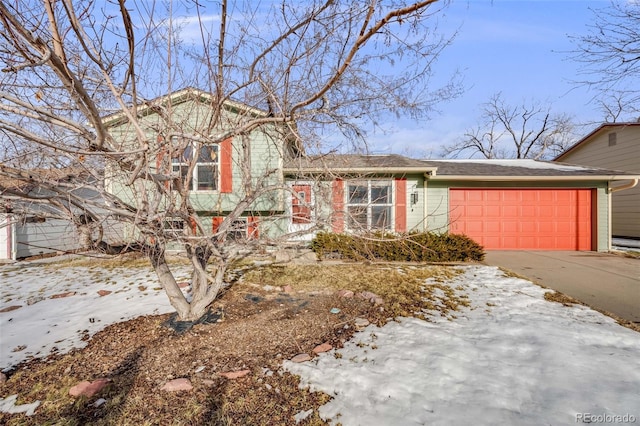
[423,171,434,232]
[607,179,639,250]
[9,217,17,261]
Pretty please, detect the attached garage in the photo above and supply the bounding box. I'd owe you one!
[422,159,640,252]
[449,188,593,250]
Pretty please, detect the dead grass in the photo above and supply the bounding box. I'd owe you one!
[543,291,580,307]
[0,262,467,425]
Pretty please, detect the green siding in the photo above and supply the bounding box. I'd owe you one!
[105,97,286,219]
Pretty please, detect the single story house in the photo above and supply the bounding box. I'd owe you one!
[284,155,640,251]
[554,122,640,239]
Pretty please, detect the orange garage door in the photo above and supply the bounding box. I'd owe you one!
[449,189,593,250]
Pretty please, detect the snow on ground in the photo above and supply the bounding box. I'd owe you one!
[0,259,190,371]
[285,265,640,426]
[2,260,639,425]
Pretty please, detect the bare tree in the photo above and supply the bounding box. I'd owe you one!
[0,0,457,322]
[442,93,576,160]
[570,2,640,119]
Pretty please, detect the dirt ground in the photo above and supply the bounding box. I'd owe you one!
[0,280,383,425]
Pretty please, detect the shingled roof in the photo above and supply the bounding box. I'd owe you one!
[284,154,436,175]
[420,159,640,180]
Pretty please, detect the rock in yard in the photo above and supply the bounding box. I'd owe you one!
[354,317,370,328]
[283,285,293,293]
[97,290,112,297]
[313,343,333,354]
[161,378,193,392]
[0,372,7,383]
[69,379,110,398]
[0,305,21,313]
[50,291,76,299]
[177,282,190,288]
[336,289,354,298]
[218,369,251,379]
[290,353,312,363]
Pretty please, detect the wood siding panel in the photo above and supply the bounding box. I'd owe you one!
[559,126,639,238]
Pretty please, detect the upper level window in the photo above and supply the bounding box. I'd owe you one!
[346,180,392,231]
[171,140,218,191]
[608,132,617,147]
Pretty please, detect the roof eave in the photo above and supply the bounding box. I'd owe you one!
[283,167,438,175]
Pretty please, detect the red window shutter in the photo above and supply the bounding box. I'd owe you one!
[248,216,259,239]
[395,178,407,233]
[220,138,233,193]
[331,179,345,233]
[212,216,224,233]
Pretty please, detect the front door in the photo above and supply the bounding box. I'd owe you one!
[289,184,314,239]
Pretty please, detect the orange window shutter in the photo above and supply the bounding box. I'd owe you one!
[220,138,233,193]
[395,178,407,233]
[331,179,345,233]
[248,216,259,239]
[212,216,224,233]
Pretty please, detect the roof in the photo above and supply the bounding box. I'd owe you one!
[555,122,640,161]
[284,155,640,181]
[101,87,269,127]
[284,154,437,175]
[421,159,640,181]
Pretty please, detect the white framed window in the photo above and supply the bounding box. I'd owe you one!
[346,180,393,231]
[163,218,185,237]
[171,139,219,191]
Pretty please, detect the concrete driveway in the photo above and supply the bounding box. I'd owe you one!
[484,251,640,324]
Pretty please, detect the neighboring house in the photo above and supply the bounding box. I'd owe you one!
[554,122,640,239]
[0,173,123,261]
[284,155,640,252]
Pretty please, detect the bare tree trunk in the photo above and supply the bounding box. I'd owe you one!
[148,243,193,320]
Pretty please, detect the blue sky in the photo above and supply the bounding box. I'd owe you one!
[369,0,620,157]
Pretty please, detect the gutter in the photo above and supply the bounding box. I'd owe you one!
[607,178,639,251]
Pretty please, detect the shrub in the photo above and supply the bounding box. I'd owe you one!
[310,231,485,262]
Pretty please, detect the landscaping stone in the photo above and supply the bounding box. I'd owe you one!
[161,378,193,392]
[313,343,332,354]
[178,282,190,288]
[69,378,110,398]
[354,318,370,328]
[50,291,76,299]
[202,379,216,387]
[97,290,112,297]
[0,305,21,313]
[283,285,293,293]
[336,289,354,298]
[0,372,7,383]
[291,353,312,363]
[218,369,251,379]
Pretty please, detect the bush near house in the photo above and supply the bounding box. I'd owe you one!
[310,232,485,262]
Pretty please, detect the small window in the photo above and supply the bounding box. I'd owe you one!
[608,132,617,146]
[171,137,219,191]
[227,218,248,241]
[164,219,185,236]
[25,216,46,224]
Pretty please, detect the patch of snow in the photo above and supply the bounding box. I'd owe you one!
[0,262,190,371]
[0,394,40,416]
[435,159,596,172]
[284,266,640,426]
